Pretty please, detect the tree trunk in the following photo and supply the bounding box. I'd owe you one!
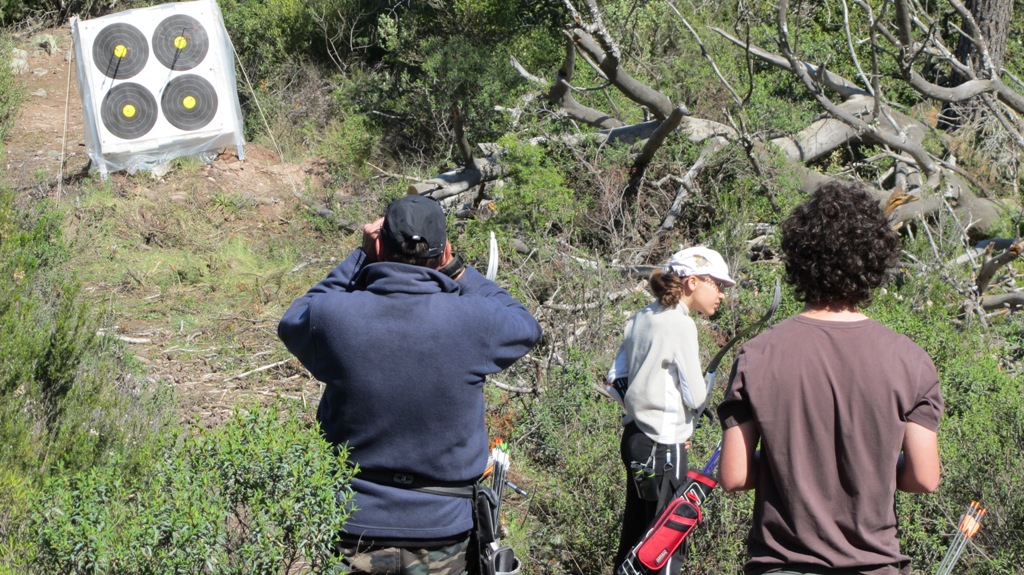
[941,0,1014,128]
[953,0,1013,77]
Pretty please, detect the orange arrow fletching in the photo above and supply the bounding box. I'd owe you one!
[958,512,984,538]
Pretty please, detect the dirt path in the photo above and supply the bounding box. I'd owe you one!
[4,28,86,193]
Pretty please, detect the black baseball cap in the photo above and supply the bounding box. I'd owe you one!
[380,195,447,258]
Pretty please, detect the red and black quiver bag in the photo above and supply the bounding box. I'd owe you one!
[616,469,717,575]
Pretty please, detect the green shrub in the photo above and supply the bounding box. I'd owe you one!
[488,135,580,237]
[0,187,179,572]
[512,346,624,575]
[313,112,380,180]
[0,33,24,154]
[0,0,150,25]
[219,0,317,84]
[868,241,1024,574]
[30,402,356,575]
[0,189,171,475]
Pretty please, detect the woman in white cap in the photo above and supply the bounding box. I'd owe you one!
[609,246,735,574]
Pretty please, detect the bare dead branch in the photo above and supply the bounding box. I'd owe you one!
[952,238,1018,264]
[225,359,292,382]
[639,143,721,262]
[452,105,474,167]
[580,0,621,59]
[980,94,1024,151]
[509,56,546,86]
[776,0,940,175]
[633,107,687,172]
[542,33,625,129]
[570,27,680,121]
[711,27,869,100]
[947,0,998,78]
[840,0,875,96]
[540,284,646,312]
[976,242,1023,294]
[407,150,505,200]
[917,214,990,327]
[890,0,1024,114]
[980,292,1024,311]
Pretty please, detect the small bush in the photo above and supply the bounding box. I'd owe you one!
[513,346,624,574]
[30,402,356,575]
[489,135,581,238]
[0,32,24,154]
[0,187,178,572]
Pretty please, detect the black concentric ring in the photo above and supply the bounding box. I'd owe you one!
[101,82,158,140]
[161,74,219,131]
[153,15,209,71]
[92,23,149,79]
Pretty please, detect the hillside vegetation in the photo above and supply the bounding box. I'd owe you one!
[1,1,1022,574]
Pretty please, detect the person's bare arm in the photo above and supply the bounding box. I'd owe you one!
[897,421,941,493]
[719,420,760,492]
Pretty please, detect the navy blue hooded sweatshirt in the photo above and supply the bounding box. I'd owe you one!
[278,248,542,541]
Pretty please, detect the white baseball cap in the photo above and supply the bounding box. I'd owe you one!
[665,246,736,287]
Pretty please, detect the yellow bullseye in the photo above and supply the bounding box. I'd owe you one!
[122,104,137,119]
[182,96,197,110]
[113,44,128,59]
[174,36,188,50]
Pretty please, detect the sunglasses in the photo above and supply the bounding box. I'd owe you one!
[696,275,727,293]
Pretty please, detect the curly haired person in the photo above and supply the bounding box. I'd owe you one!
[717,182,943,575]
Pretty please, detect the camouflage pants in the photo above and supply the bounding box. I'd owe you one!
[336,537,469,575]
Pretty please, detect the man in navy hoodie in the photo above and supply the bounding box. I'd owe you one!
[278,194,542,575]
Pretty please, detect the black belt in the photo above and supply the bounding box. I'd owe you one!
[356,470,477,498]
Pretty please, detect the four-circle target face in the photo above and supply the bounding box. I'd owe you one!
[101,82,158,139]
[153,15,209,71]
[161,74,219,131]
[93,23,149,79]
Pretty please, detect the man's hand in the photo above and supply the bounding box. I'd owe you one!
[361,217,384,262]
[439,241,466,280]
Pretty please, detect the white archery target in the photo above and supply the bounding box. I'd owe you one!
[72,0,244,175]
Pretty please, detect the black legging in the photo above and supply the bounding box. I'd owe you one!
[613,421,689,574]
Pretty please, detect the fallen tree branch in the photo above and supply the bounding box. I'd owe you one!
[975,242,1023,294]
[622,107,688,211]
[407,150,505,200]
[492,379,536,394]
[666,1,741,106]
[540,33,625,130]
[540,284,646,312]
[776,0,940,176]
[980,292,1024,311]
[890,0,1024,114]
[711,27,869,100]
[569,26,680,120]
[225,359,292,382]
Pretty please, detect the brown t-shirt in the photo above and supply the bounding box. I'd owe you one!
[718,315,942,575]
